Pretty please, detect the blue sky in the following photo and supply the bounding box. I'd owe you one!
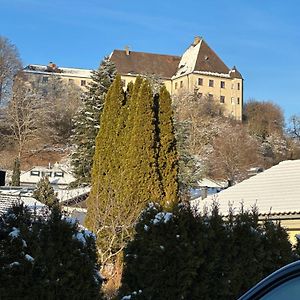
[1,0,299,120]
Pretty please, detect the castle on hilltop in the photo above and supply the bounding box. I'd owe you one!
[23,36,243,120]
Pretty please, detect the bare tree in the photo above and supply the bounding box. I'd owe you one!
[33,75,82,144]
[207,125,262,185]
[244,100,285,139]
[288,115,300,140]
[4,74,40,157]
[0,36,22,104]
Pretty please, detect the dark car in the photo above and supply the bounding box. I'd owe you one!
[238,260,300,300]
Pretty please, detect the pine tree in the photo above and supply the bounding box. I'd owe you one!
[0,203,103,299]
[11,157,20,186]
[33,176,58,207]
[71,57,116,185]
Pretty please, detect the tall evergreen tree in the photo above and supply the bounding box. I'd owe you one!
[156,86,179,207]
[71,57,116,185]
[11,157,20,186]
[86,76,179,279]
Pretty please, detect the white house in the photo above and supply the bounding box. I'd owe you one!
[191,160,300,243]
[20,164,75,188]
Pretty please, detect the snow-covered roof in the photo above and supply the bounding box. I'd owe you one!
[192,160,300,217]
[174,41,201,77]
[56,186,90,203]
[197,178,228,189]
[20,165,75,187]
[0,191,44,215]
[23,64,93,78]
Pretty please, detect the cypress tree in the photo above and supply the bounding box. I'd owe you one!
[11,157,20,186]
[86,76,179,279]
[85,74,126,232]
[71,57,116,185]
[126,79,163,205]
[156,86,179,207]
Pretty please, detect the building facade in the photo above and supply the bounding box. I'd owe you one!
[22,37,243,120]
[110,37,243,120]
[23,62,93,89]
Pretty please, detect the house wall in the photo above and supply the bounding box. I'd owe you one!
[172,73,243,120]
[276,218,300,245]
[120,74,172,92]
[23,72,92,90]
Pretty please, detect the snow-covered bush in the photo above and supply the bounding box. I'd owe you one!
[0,202,103,299]
[119,202,295,300]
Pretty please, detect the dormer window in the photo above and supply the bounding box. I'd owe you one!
[30,171,40,176]
[54,171,64,178]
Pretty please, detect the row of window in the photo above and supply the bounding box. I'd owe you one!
[41,76,87,86]
[30,170,64,178]
[196,93,240,105]
[174,79,241,90]
[198,78,240,90]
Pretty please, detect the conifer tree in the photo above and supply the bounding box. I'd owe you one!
[33,176,58,207]
[156,86,179,207]
[86,76,179,279]
[125,79,163,204]
[0,203,103,299]
[71,57,116,185]
[11,157,20,186]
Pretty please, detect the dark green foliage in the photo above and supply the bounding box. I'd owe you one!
[71,56,116,185]
[119,204,295,300]
[33,175,58,207]
[0,203,103,299]
[119,203,204,300]
[11,157,20,186]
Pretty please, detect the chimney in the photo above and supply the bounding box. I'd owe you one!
[124,46,130,56]
[48,62,57,69]
[193,36,201,46]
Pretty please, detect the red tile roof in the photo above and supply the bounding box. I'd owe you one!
[110,50,180,79]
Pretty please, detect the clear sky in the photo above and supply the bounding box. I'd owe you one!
[1,0,299,120]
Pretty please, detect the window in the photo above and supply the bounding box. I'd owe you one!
[121,79,126,87]
[220,81,225,88]
[42,171,52,177]
[81,80,86,86]
[197,78,203,86]
[209,79,214,87]
[42,76,48,83]
[208,94,213,100]
[231,97,235,104]
[237,82,240,90]
[69,79,74,84]
[54,171,64,178]
[220,96,225,103]
[180,81,183,88]
[30,170,40,176]
[237,97,240,105]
